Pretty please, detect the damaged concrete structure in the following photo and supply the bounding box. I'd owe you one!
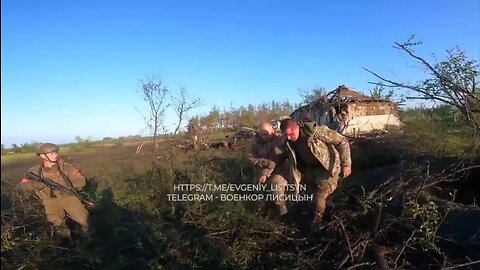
[290,85,402,137]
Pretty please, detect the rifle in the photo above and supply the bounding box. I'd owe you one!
[24,171,96,208]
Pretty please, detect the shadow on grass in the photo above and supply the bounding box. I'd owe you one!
[88,183,241,269]
[88,188,157,269]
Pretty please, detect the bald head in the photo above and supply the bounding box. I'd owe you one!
[259,121,274,134]
[257,121,275,142]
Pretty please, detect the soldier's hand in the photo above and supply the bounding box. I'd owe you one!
[19,177,42,192]
[248,156,264,166]
[342,166,352,178]
[258,175,267,184]
[249,156,276,170]
[261,159,276,170]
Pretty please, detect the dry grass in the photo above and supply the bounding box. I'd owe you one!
[1,127,479,269]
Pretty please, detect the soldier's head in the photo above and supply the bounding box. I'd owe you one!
[36,143,60,163]
[280,119,300,142]
[257,121,275,142]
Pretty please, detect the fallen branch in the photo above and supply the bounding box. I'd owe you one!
[443,260,480,270]
[414,161,430,204]
[335,216,354,263]
[373,196,383,237]
[347,262,376,270]
[434,190,457,240]
[394,230,416,268]
[205,229,230,237]
[337,255,350,269]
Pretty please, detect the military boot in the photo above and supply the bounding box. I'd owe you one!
[80,225,89,235]
[277,204,288,216]
[311,214,323,225]
[54,225,72,240]
[309,214,325,233]
[81,225,95,242]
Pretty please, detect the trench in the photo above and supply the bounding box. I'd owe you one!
[438,166,480,205]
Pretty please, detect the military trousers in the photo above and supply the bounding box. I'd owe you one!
[267,174,288,214]
[42,195,89,234]
[302,165,340,220]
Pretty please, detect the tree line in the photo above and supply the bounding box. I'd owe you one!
[187,101,298,132]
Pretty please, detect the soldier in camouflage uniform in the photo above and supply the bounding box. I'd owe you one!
[280,119,351,228]
[249,122,289,217]
[20,143,90,239]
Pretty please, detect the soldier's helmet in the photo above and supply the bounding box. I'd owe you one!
[36,143,59,155]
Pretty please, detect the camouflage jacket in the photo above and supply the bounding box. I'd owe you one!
[20,160,86,200]
[285,121,351,193]
[249,133,288,178]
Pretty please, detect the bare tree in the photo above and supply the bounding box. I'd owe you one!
[364,36,480,130]
[170,87,203,143]
[186,117,201,150]
[138,75,170,155]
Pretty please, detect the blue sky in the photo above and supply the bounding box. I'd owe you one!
[2,0,479,147]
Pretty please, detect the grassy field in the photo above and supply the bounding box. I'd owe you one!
[1,122,479,269]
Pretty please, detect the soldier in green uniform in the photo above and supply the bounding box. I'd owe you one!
[280,119,352,229]
[249,121,289,217]
[19,143,90,239]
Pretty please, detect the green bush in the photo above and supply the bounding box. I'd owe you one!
[400,107,476,156]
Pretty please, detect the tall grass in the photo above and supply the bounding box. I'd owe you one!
[2,107,478,269]
[400,106,477,157]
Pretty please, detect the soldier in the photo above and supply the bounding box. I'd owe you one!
[280,119,351,229]
[19,143,90,240]
[334,109,349,133]
[249,121,289,217]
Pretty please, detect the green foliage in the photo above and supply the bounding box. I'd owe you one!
[189,99,296,135]
[398,38,478,129]
[70,136,95,152]
[365,36,480,129]
[1,193,95,269]
[1,227,21,252]
[2,125,477,269]
[401,106,476,157]
[5,142,41,154]
[358,187,381,210]
[298,85,326,105]
[405,202,441,252]
[369,84,398,101]
[74,151,290,269]
[422,47,478,98]
[114,140,124,147]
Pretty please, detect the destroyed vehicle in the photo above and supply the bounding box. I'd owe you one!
[290,85,403,137]
[210,127,257,149]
